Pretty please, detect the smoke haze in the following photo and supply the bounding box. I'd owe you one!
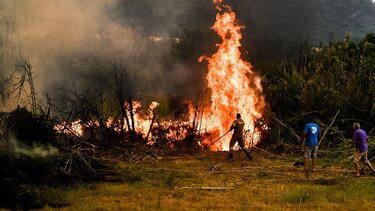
[0,0,374,110]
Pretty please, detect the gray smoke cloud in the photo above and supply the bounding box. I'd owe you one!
[0,0,215,109]
[0,0,374,110]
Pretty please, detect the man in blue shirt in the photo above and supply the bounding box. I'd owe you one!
[300,116,321,173]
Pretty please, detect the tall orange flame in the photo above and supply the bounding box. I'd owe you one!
[197,0,266,150]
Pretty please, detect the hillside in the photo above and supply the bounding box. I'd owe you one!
[229,0,375,61]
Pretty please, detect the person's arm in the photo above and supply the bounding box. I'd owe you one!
[229,121,236,131]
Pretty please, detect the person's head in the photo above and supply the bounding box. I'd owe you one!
[307,116,314,122]
[236,113,241,119]
[353,123,360,130]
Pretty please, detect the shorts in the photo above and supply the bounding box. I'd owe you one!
[353,150,370,164]
[304,145,318,159]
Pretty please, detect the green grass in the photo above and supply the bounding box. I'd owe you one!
[37,150,375,210]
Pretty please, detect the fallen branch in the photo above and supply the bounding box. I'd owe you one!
[134,155,152,164]
[272,117,300,143]
[113,152,127,161]
[209,163,223,174]
[73,148,96,173]
[176,186,234,190]
[360,156,375,173]
[252,146,279,158]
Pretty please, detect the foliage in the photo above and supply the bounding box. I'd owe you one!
[0,106,56,149]
[0,153,66,209]
[262,33,375,145]
[0,143,119,209]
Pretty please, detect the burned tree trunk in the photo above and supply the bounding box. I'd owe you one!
[126,97,136,142]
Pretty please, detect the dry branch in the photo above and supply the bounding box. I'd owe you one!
[145,114,156,141]
[252,146,279,158]
[134,155,151,164]
[318,109,340,147]
[273,117,300,142]
[176,186,235,190]
[209,163,223,174]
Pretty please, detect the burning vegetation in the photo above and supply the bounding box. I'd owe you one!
[196,0,266,150]
[0,0,375,209]
[51,0,267,152]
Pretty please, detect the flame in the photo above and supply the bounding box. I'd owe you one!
[54,1,266,151]
[55,101,191,145]
[196,0,266,150]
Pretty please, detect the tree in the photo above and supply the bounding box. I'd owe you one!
[101,58,147,142]
[10,57,37,115]
[262,33,375,145]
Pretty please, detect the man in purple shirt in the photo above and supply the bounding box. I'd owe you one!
[300,117,321,173]
[352,123,375,177]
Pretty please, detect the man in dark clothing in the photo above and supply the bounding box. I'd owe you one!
[228,113,253,160]
[352,123,375,177]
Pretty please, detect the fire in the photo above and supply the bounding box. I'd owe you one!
[55,101,191,146]
[196,0,266,150]
[55,101,160,139]
[54,1,265,151]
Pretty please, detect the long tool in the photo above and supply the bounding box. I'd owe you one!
[208,130,231,147]
[360,156,375,174]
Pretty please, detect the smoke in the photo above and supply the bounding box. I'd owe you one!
[8,137,58,157]
[0,136,58,157]
[0,0,374,110]
[0,0,118,108]
[0,0,215,107]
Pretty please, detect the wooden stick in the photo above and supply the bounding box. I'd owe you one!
[318,109,340,147]
[145,114,156,141]
[368,127,375,136]
[209,163,223,174]
[208,130,231,146]
[176,186,234,190]
[252,146,279,158]
[273,117,300,142]
[58,109,73,142]
[134,155,151,164]
[361,156,375,172]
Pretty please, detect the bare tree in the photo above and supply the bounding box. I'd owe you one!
[53,53,149,144]
[100,58,147,142]
[10,57,37,114]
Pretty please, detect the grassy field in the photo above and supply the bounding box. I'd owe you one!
[36,148,375,211]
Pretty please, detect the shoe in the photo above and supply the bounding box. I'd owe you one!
[370,171,375,175]
[247,155,253,160]
[355,174,361,177]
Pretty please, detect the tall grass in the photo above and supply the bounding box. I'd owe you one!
[36,150,375,211]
